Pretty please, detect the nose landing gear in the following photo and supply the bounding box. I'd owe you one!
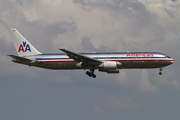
[159,67,163,75]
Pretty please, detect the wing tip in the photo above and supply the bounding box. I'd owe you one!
[59,48,66,51]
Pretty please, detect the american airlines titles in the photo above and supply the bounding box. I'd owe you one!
[126,53,153,57]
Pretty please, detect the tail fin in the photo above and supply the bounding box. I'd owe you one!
[8,28,41,56]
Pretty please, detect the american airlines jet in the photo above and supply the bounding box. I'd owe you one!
[8,28,174,78]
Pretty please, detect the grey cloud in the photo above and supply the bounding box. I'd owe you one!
[45,22,77,37]
[1,0,180,120]
[0,0,78,52]
[80,37,112,52]
[73,0,159,50]
[98,96,140,110]
[25,21,77,52]
[81,37,96,51]
[73,0,150,19]
[1,0,178,91]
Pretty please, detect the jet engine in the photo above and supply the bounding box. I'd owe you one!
[98,61,121,73]
[102,61,117,70]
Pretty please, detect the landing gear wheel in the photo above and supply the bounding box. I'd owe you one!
[159,67,163,75]
[86,71,96,78]
[86,71,91,77]
[92,74,96,78]
[159,72,162,75]
[86,71,90,75]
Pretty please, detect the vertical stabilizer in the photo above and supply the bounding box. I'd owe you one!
[8,28,41,56]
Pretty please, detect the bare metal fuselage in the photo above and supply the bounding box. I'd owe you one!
[12,52,174,70]
[8,28,174,78]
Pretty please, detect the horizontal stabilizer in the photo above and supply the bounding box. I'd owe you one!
[7,54,32,61]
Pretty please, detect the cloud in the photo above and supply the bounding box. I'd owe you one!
[138,70,158,92]
[80,37,112,52]
[94,106,103,115]
[98,96,140,111]
[115,69,158,92]
[0,0,179,92]
[1,0,180,120]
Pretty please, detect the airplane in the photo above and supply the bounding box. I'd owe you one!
[7,28,174,78]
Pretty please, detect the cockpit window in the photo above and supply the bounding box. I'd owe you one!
[165,56,171,58]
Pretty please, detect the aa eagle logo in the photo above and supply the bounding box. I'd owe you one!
[18,41,31,52]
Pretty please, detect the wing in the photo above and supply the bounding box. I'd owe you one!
[59,49,102,65]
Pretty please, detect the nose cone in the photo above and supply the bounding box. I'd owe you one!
[171,58,174,64]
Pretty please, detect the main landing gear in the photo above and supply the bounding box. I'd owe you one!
[86,68,96,78]
[159,67,163,75]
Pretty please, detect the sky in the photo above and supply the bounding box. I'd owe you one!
[0,0,180,120]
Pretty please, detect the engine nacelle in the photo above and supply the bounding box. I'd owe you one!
[98,61,121,73]
[99,61,121,70]
[103,61,117,70]
[99,69,119,73]
[107,69,119,73]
